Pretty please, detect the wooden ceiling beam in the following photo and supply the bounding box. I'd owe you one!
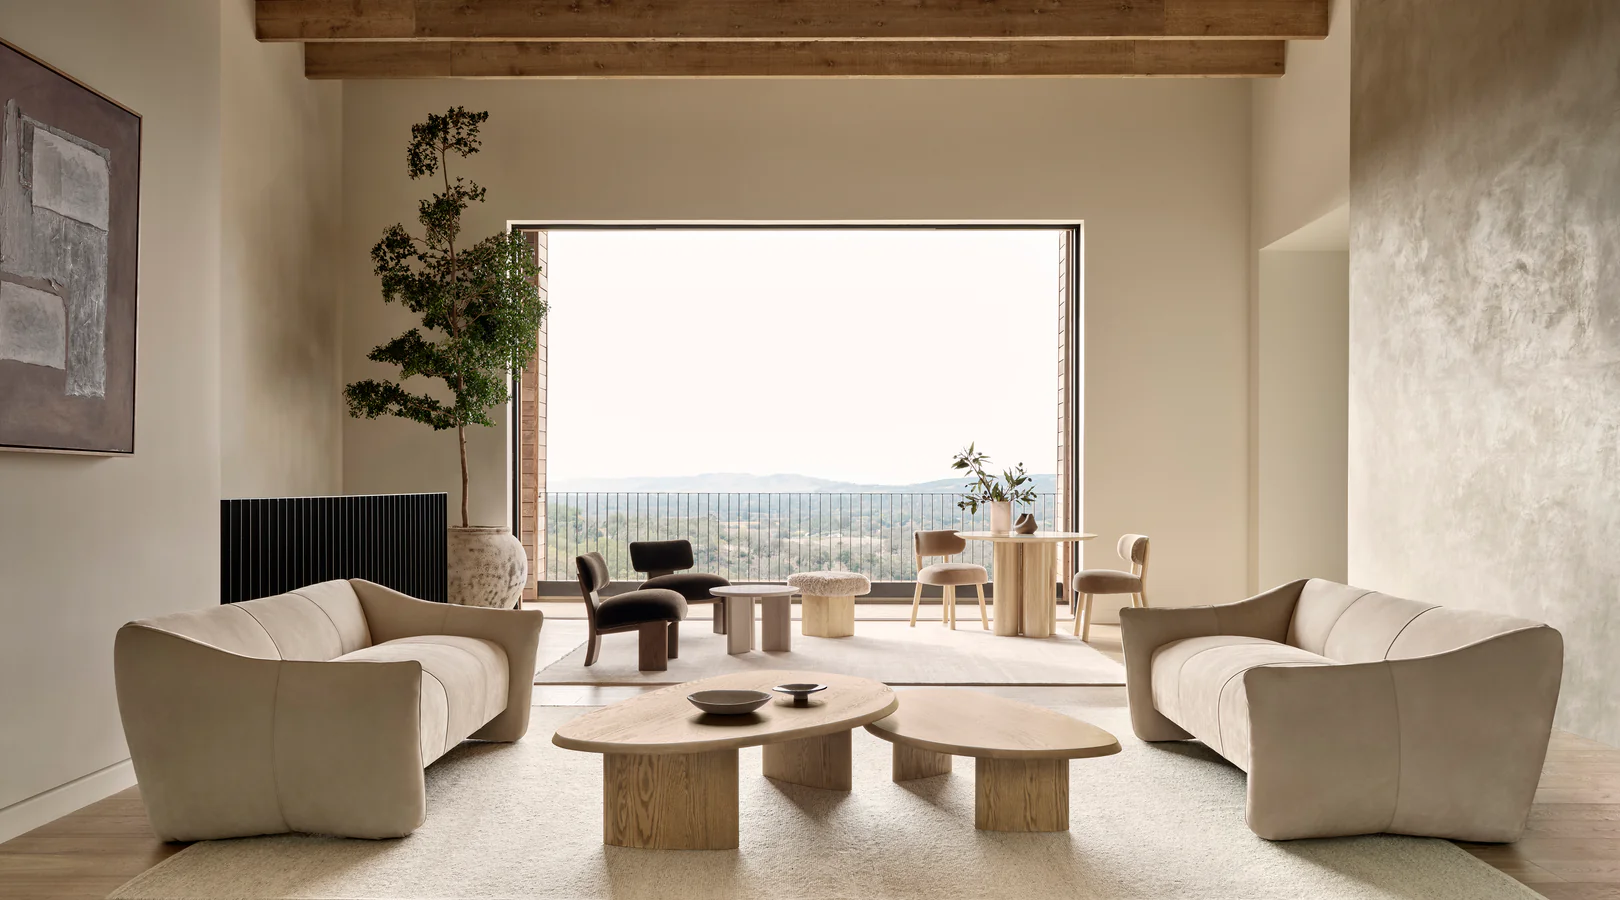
[303,38,1286,78]
[260,0,1330,42]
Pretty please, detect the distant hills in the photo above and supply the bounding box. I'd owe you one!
[548,472,1059,494]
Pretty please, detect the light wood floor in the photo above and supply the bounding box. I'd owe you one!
[2,621,1613,900]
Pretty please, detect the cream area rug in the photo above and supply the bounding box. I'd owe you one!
[110,704,1536,900]
[534,619,1127,686]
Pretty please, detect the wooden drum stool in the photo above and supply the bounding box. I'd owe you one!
[787,571,871,638]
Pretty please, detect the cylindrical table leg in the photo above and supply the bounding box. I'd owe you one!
[975,757,1069,832]
[1022,542,1057,638]
[892,743,953,781]
[726,596,755,654]
[604,749,740,849]
[761,595,792,651]
[762,729,852,790]
[992,542,1024,636]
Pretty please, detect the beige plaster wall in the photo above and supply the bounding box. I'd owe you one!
[1251,0,1351,249]
[0,0,222,839]
[341,78,1253,615]
[219,0,345,497]
[1257,248,1349,590]
[1247,0,1351,592]
[1351,0,1620,744]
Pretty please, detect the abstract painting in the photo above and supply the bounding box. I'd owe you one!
[0,39,139,454]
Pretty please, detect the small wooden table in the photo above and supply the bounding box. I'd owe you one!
[957,531,1095,637]
[864,688,1120,832]
[711,584,797,654]
[553,671,896,849]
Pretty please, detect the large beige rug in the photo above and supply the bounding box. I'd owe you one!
[535,619,1126,685]
[110,703,1536,900]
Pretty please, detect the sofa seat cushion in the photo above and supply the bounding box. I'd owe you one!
[596,588,687,629]
[1151,635,1332,771]
[640,572,729,602]
[338,635,508,763]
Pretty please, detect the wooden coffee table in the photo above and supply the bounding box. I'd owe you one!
[711,584,797,654]
[553,670,896,849]
[864,688,1120,832]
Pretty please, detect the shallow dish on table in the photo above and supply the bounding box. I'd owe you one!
[688,689,772,715]
[774,683,829,706]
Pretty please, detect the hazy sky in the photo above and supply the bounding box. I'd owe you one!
[546,229,1063,486]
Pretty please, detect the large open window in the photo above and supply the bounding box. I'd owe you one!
[513,226,1080,599]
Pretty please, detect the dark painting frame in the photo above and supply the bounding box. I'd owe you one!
[0,38,140,455]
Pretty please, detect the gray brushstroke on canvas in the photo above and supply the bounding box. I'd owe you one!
[0,100,109,396]
[0,281,66,368]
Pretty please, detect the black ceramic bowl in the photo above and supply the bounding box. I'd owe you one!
[773,683,829,706]
[688,689,772,715]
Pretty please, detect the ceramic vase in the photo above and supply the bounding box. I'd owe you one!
[446,525,527,608]
[988,500,1013,534]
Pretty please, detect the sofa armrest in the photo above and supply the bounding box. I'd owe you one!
[1243,624,1563,841]
[1118,579,1306,741]
[350,579,545,742]
[114,625,425,841]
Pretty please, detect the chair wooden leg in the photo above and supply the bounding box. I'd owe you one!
[975,583,989,629]
[1081,594,1094,643]
[1138,589,1148,608]
[638,621,669,672]
[667,620,680,659]
[910,581,923,627]
[944,585,956,629]
[1072,594,1083,636]
[585,631,601,666]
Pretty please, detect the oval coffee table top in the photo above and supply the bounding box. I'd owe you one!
[955,531,1097,543]
[711,584,800,598]
[553,670,896,755]
[865,688,1120,760]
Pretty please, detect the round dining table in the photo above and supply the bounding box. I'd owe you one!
[956,531,1096,638]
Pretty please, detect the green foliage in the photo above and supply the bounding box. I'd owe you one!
[951,443,1038,513]
[344,107,546,523]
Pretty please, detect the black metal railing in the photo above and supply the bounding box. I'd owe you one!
[545,492,1059,582]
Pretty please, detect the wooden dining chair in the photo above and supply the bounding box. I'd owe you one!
[910,530,991,630]
[1072,534,1150,642]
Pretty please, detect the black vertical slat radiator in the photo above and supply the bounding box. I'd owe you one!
[220,493,448,604]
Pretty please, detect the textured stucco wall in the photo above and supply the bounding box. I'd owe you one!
[1350,0,1620,743]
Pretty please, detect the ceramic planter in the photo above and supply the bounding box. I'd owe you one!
[446,525,527,608]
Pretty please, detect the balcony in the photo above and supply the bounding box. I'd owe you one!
[543,491,1062,587]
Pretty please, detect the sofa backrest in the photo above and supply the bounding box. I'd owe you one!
[1288,578,1543,663]
[131,580,371,661]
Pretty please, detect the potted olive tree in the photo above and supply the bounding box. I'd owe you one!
[345,107,546,608]
[952,443,1038,534]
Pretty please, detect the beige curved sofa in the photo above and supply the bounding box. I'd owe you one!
[114,579,544,841]
[1120,578,1562,842]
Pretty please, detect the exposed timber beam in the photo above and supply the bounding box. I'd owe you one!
[259,0,1330,42]
[303,38,1287,78]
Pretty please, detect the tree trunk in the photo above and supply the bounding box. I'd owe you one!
[458,423,469,527]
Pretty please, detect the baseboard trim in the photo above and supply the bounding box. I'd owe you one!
[0,758,137,844]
